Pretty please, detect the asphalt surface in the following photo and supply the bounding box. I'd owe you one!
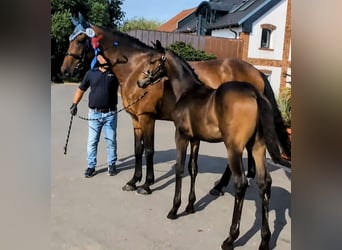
[51,83,291,250]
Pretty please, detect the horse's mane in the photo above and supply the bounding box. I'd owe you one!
[166,49,203,85]
[96,25,155,53]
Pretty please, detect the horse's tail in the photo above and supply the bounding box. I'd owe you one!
[257,93,291,168]
[260,72,291,159]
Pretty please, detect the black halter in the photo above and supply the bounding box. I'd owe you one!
[65,38,92,71]
[137,55,166,88]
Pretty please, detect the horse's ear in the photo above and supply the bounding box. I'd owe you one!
[71,15,79,26]
[154,40,165,53]
[78,12,89,28]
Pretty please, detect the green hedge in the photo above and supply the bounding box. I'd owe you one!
[167,41,216,61]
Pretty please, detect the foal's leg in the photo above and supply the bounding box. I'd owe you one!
[221,148,248,250]
[122,120,144,191]
[210,163,231,196]
[185,139,200,214]
[167,130,189,219]
[253,139,272,250]
[210,141,256,196]
[246,140,256,185]
[137,115,156,195]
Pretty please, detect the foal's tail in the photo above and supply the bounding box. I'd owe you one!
[257,93,291,168]
[260,72,291,159]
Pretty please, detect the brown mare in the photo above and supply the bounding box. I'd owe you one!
[141,41,290,250]
[60,16,290,195]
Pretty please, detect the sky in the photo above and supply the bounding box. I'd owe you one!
[121,0,201,23]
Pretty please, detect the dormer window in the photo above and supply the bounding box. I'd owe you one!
[197,6,214,35]
[260,24,276,50]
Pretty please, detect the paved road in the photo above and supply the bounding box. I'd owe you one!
[51,83,291,250]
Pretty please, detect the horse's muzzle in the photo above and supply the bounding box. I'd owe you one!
[137,78,151,88]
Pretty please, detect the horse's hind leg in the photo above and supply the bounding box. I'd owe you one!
[221,148,248,250]
[210,140,255,197]
[210,164,232,196]
[122,125,143,191]
[246,140,256,184]
[167,130,189,219]
[253,138,272,250]
[185,139,200,214]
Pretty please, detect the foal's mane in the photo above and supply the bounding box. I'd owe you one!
[166,49,203,85]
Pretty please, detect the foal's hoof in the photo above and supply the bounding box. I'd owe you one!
[185,205,195,214]
[247,177,252,187]
[209,187,224,196]
[221,241,234,250]
[136,186,152,195]
[122,183,137,191]
[167,211,178,220]
[258,241,270,250]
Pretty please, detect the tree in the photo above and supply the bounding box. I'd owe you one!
[120,17,163,32]
[168,41,217,61]
[51,0,124,82]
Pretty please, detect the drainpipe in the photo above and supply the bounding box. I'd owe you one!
[229,26,238,39]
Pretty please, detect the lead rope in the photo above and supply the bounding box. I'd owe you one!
[77,91,149,121]
[63,115,74,155]
[63,91,148,154]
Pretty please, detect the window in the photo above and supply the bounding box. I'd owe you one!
[197,6,214,35]
[261,29,271,48]
[260,24,276,49]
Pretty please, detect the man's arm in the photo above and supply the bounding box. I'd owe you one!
[72,88,85,105]
[70,88,85,116]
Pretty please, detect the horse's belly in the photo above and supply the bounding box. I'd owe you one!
[193,125,222,142]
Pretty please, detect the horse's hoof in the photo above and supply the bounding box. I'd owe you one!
[247,178,252,187]
[122,183,137,191]
[258,242,270,250]
[221,241,234,250]
[209,188,224,196]
[136,186,152,195]
[185,205,195,214]
[167,211,178,220]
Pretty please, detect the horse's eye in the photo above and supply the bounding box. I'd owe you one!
[77,40,86,45]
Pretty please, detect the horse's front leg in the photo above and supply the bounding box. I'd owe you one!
[167,129,189,219]
[122,119,144,191]
[185,139,200,214]
[136,114,156,195]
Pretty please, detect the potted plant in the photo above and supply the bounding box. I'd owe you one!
[277,87,291,139]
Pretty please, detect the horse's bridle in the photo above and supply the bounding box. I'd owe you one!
[137,55,166,88]
[65,38,92,71]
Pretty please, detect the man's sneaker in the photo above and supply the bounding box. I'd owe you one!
[85,168,96,178]
[108,164,117,176]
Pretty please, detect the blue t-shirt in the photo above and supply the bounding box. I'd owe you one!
[79,68,119,109]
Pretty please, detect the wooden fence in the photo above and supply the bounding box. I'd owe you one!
[127,30,244,59]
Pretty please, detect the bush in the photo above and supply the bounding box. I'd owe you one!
[278,87,291,128]
[168,41,216,61]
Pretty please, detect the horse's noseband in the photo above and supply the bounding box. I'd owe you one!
[137,55,166,88]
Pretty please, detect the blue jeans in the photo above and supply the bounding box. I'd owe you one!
[87,109,117,168]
